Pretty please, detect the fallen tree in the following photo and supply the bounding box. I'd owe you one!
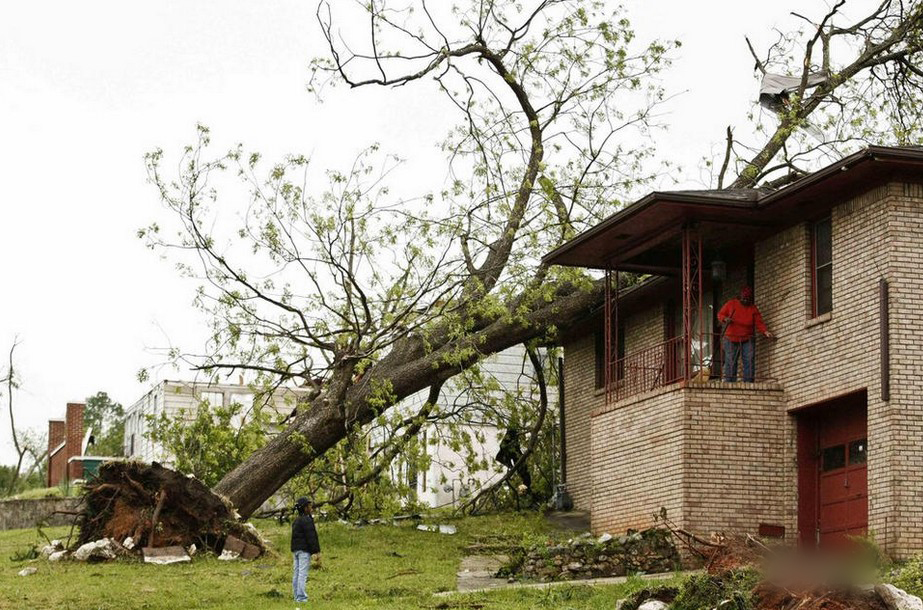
[126,0,923,525]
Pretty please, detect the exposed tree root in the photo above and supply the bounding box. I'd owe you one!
[76,461,264,556]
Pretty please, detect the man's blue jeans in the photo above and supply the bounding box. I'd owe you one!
[723,337,755,382]
[293,550,311,602]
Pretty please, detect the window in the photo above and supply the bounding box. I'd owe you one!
[594,322,625,389]
[812,216,833,316]
[822,444,846,471]
[199,391,224,407]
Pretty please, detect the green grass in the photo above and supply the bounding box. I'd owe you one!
[5,485,75,500]
[0,512,686,609]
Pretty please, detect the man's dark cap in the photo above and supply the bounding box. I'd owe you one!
[295,496,313,508]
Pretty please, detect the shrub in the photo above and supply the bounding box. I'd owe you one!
[671,568,760,610]
[892,556,923,599]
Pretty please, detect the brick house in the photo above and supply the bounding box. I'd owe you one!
[47,402,89,487]
[543,146,923,559]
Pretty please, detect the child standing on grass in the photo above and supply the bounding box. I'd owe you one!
[291,497,321,604]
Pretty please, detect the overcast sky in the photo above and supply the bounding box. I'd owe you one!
[0,1,873,465]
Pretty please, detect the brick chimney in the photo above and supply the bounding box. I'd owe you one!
[47,420,65,487]
[65,402,85,481]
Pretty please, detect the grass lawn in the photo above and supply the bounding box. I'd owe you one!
[1,512,685,609]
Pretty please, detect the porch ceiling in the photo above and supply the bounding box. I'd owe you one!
[543,146,923,272]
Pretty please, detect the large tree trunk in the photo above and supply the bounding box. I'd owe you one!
[214,281,602,517]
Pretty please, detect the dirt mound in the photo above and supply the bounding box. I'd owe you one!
[752,582,888,610]
[75,461,264,556]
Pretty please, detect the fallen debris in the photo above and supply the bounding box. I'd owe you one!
[18,567,38,576]
[752,581,888,610]
[73,538,121,562]
[223,535,261,560]
[417,524,457,535]
[75,461,264,558]
[40,540,64,557]
[875,584,923,610]
[48,550,68,562]
[706,537,765,574]
[142,546,191,565]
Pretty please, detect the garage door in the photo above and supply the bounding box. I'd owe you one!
[797,392,868,549]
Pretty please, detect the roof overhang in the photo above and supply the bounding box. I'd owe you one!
[543,146,923,272]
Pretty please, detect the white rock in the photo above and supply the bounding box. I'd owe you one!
[876,584,923,610]
[416,524,457,535]
[73,538,118,561]
[40,540,65,557]
[187,544,197,557]
[18,567,38,576]
[123,537,135,550]
[638,601,669,610]
[598,533,613,544]
[142,547,191,565]
[218,549,240,561]
[48,550,69,562]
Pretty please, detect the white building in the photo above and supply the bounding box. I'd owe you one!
[123,379,304,465]
[387,345,557,508]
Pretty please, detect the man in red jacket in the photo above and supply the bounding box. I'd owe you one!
[717,286,774,382]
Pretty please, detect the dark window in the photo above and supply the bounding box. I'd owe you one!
[822,444,846,471]
[849,439,868,465]
[812,217,833,316]
[594,322,625,389]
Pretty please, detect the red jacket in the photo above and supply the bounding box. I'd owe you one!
[717,298,768,342]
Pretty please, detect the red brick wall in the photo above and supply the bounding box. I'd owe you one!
[65,403,84,481]
[46,420,65,487]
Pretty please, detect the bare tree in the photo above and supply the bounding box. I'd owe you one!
[139,0,923,519]
[2,338,47,495]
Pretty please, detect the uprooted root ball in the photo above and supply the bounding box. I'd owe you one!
[75,461,264,556]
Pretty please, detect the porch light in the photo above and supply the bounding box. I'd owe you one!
[711,260,727,282]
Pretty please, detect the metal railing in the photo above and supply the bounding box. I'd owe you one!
[609,333,771,402]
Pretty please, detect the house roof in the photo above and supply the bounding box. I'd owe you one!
[543,146,923,271]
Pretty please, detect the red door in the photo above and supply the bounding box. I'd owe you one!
[797,393,868,549]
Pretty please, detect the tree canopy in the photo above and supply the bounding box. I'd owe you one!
[140,0,923,516]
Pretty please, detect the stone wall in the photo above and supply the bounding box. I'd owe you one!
[514,529,679,582]
[0,497,81,531]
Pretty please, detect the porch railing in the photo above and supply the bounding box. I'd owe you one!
[609,333,771,402]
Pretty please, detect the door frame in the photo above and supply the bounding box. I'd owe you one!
[795,389,868,548]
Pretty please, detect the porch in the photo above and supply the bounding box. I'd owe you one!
[544,190,783,405]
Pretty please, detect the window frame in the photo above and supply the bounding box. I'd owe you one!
[594,320,626,390]
[810,215,833,318]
